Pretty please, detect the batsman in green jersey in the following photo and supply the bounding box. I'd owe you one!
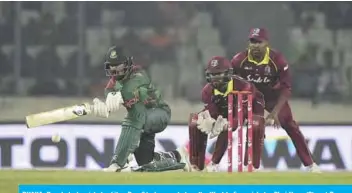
[91,46,190,172]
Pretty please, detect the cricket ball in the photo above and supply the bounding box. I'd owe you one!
[51,134,61,143]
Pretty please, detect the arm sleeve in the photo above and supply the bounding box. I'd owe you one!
[231,53,245,76]
[201,85,220,119]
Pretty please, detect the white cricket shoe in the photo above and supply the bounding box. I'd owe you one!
[242,165,260,172]
[205,161,220,172]
[103,154,134,172]
[103,163,121,172]
[308,163,321,173]
[176,146,192,172]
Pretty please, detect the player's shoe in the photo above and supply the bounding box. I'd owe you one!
[242,165,261,172]
[308,163,321,173]
[103,163,121,172]
[176,146,192,172]
[205,161,220,172]
[103,154,134,172]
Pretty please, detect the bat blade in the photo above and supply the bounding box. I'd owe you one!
[25,103,91,129]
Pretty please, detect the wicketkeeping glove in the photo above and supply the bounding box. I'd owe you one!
[196,110,216,134]
[209,115,228,139]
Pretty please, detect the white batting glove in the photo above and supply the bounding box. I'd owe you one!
[196,110,216,134]
[209,115,228,139]
[106,92,124,113]
[92,98,109,118]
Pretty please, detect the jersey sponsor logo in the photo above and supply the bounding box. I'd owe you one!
[264,66,271,75]
[246,75,271,83]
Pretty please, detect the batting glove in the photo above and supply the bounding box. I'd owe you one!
[106,92,124,113]
[92,98,109,118]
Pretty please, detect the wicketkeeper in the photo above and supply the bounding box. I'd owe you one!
[188,56,266,172]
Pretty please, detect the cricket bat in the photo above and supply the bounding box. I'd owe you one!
[25,102,92,129]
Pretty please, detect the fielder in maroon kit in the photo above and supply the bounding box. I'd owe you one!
[231,28,320,172]
[187,56,265,171]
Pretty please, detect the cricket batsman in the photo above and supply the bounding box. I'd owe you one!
[188,56,266,172]
[90,46,187,172]
[231,28,320,172]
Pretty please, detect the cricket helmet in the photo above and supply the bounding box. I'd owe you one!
[205,56,232,88]
[104,46,133,80]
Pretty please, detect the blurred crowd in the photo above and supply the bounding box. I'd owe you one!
[289,2,352,106]
[1,2,352,106]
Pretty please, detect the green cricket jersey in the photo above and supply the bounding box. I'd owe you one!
[105,70,170,130]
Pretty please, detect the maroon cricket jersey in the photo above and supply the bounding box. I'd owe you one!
[201,76,264,120]
[231,48,292,102]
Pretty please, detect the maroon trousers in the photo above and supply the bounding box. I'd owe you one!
[264,100,314,166]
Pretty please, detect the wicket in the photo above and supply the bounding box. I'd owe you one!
[227,91,253,173]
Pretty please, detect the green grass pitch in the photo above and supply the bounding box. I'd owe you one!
[1,170,351,193]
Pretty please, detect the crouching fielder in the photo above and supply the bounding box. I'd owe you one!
[188,56,266,172]
[91,46,186,172]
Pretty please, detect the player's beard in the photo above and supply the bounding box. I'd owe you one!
[250,48,265,61]
[212,81,222,89]
[250,48,261,57]
[212,80,226,91]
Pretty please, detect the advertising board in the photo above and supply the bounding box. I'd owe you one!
[0,124,350,171]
